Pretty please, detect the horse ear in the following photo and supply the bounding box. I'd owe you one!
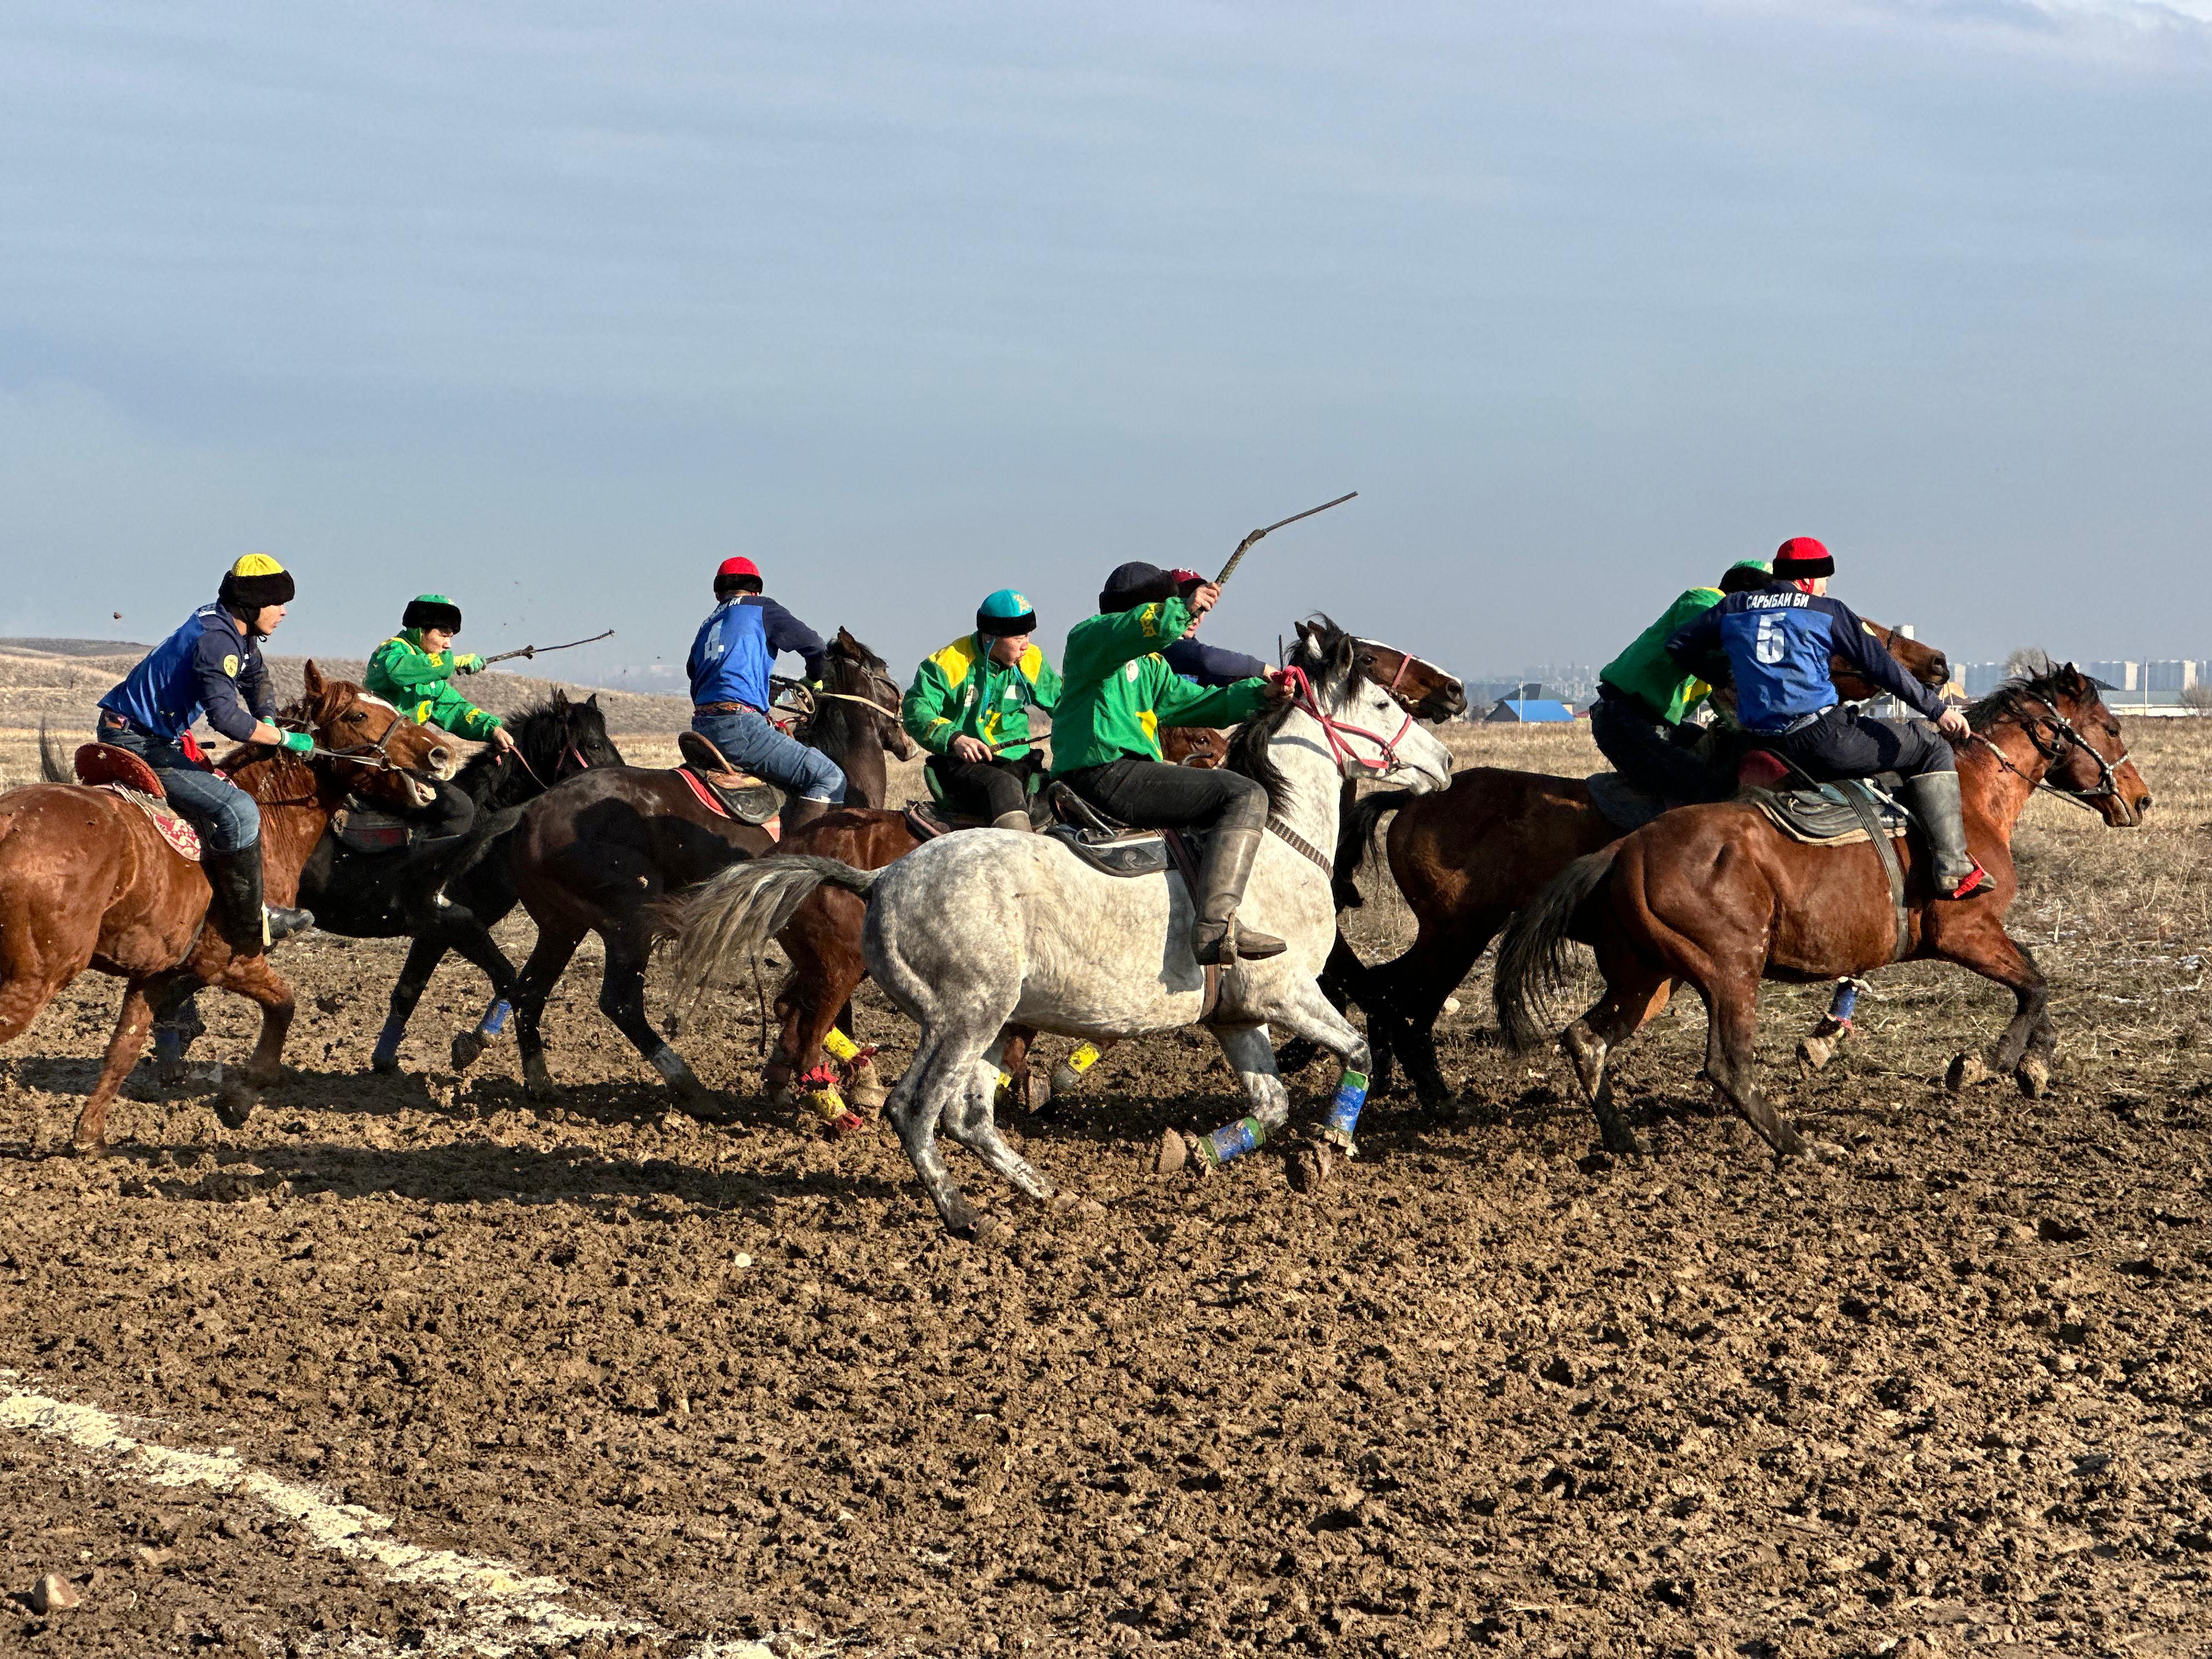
[552,687,569,710]
[585,693,600,708]
[303,660,325,696]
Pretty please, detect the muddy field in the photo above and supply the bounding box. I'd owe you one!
[5,720,2212,1657]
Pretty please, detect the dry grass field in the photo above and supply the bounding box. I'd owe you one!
[3,705,2211,1657]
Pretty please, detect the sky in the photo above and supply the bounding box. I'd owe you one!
[3,0,2210,693]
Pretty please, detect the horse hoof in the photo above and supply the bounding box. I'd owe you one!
[1286,1140,1333,1194]
[826,1109,867,1138]
[371,1053,399,1076]
[845,1058,889,1111]
[69,1130,108,1158]
[971,1213,1017,1249]
[2016,1057,2050,1099]
[1769,1124,1808,1161]
[450,1030,487,1073]
[522,1061,560,1103]
[1945,1052,1989,1093]
[213,1080,257,1131]
[1153,1127,1187,1177]
[1797,1035,1833,1073]
[157,1061,189,1090]
[1047,1063,1084,1098]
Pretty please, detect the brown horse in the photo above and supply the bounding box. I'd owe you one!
[507,629,907,1115]
[1493,663,2148,1159]
[0,665,450,1150]
[753,638,1469,1127]
[1326,619,1951,1105]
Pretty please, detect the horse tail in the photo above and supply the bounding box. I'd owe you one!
[1493,844,1620,1050]
[662,855,882,1011]
[38,721,68,785]
[1333,787,1410,911]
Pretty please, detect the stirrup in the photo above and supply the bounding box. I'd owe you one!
[1938,864,1994,901]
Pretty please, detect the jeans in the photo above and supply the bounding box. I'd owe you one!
[1589,687,1724,803]
[1763,706,1955,782]
[927,753,1038,821]
[97,715,260,853]
[691,709,846,804]
[1058,755,1268,833]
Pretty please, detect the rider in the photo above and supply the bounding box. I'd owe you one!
[687,556,846,834]
[1590,558,1773,803]
[95,554,317,952]
[1666,536,1990,899]
[365,594,516,849]
[902,588,1062,831]
[1053,562,1290,964]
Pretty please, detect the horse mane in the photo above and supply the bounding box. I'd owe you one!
[1966,661,2087,736]
[1225,613,1362,816]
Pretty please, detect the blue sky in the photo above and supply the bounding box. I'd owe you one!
[3,1,2209,692]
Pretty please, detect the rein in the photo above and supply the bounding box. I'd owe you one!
[1967,698,2128,817]
[1282,665,1415,777]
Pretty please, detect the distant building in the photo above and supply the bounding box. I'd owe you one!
[2146,659,2198,695]
[1485,697,1575,724]
[1956,662,2011,698]
[2085,661,2141,693]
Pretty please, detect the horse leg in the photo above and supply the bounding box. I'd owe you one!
[1560,968,1675,1156]
[441,920,520,1072]
[1194,1022,1299,1176]
[943,1045,1057,1207]
[70,984,159,1155]
[1797,978,1863,1074]
[210,954,296,1132]
[1940,928,2052,1098]
[374,933,448,1073]
[151,989,208,1087]
[885,1029,994,1242]
[1372,913,1502,1111]
[1048,1035,1118,1099]
[1275,932,1367,1074]
[1699,978,1805,1160]
[596,943,723,1121]
[514,925,584,1102]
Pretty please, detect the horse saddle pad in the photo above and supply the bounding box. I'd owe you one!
[1748,776,1912,846]
[74,744,203,859]
[332,804,413,854]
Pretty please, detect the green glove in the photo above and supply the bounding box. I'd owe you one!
[454,653,484,674]
[280,731,315,754]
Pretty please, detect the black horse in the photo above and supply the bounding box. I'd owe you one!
[146,691,624,1080]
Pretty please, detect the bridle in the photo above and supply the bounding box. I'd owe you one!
[1355,640,1461,719]
[1968,696,2130,815]
[1280,664,1416,778]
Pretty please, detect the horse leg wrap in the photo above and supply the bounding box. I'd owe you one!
[478,997,512,1038]
[1065,1041,1102,1076]
[1321,1068,1369,1154]
[1827,981,1861,1024]
[823,1027,862,1064]
[796,1065,860,1133]
[371,1020,405,1068]
[647,1043,690,1083]
[1195,1115,1268,1167]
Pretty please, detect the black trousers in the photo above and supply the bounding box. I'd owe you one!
[926,754,1037,821]
[412,778,478,840]
[1059,755,1268,833]
[1588,687,1723,803]
[1765,707,1954,782]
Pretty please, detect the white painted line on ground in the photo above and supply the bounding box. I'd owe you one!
[0,1370,775,1658]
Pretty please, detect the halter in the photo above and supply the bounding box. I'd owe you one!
[1281,665,1415,778]
[1968,695,2129,815]
[1355,639,1459,714]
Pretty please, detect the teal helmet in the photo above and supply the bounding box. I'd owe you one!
[976,588,1037,637]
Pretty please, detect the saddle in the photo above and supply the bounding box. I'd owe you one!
[74,743,203,860]
[1742,765,1912,847]
[331,805,413,854]
[675,732,783,826]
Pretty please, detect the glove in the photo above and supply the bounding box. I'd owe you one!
[280,731,315,754]
[454,653,484,674]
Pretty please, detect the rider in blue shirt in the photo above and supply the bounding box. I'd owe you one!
[97,554,318,951]
[1666,536,1989,899]
[686,555,845,834]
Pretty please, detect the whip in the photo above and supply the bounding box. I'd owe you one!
[478,629,616,668]
[1213,492,1358,589]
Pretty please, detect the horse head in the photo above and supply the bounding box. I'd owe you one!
[822,628,914,762]
[289,662,448,809]
[1838,620,1950,701]
[1352,639,1468,723]
[1231,617,1453,800]
[1970,661,2151,828]
[547,689,624,780]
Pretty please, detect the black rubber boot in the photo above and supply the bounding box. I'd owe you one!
[205,843,314,953]
[1903,771,1992,899]
[1190,826,1286,965]
[990,810,1033,832]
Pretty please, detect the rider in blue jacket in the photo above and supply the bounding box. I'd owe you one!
[1666,536,1989,899]
[687,555,845,833]
[97,554,318,951]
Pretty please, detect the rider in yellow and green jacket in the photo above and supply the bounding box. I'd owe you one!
[365,594,512,848]
[902,588,1063,829]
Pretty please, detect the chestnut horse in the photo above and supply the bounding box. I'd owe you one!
[1324,619,1951,1105]
[754,638,1467,1128]
[1493,663,2148,1159]
[0,665,450,1150]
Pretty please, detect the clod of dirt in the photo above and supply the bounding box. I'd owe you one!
[30,1574,82,1613]
[1153,1128,1187,1177]
[2038,1216,2091,1243]
[132,1547,172,1571]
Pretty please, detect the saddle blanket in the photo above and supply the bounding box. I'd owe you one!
[1748,778,1912,847]
[105,783,202,860]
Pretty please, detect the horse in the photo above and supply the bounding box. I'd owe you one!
[1319,618,1952,1106]
[1491,662,2149,1160]
[753,641,1463,1133]
[668,617,1456,1244]
[128,690,625,1084]
[505,630,906,1115]
[3,665,450,1151]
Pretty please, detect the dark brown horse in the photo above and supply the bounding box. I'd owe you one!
[507,630,907,1115]
[1493,663,2148,1159]
[1,666,449,1150]
[1325,619,1952,1105]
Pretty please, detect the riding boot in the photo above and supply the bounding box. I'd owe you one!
[780,797,831,836]
[990,810,1033,832]
[1903,771,1993,899]
[1190,826,1286,965]
[204,843,314,953]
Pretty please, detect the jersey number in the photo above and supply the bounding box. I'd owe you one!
[1754,614,1786,665]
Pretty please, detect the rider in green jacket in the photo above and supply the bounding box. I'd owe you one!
[903,588,1063,830]
[365,594,514,855]
[1590,558,1770,803]
[1054,563,1286,964]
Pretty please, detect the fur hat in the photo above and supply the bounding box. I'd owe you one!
[217,553,295,623]
[975,588,1037,637]
[1772,537,1834,580]
[402,593,464,634]
[1097,562,1205,614]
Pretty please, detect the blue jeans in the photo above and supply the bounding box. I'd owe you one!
[97,715,261,852]
[691,709,846,804]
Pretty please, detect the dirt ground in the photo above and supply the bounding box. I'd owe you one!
[4,719,2212,1657]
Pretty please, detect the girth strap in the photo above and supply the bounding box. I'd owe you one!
[1835,779,1910,962]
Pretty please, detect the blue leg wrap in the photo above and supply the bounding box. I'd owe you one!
[372,1020,405,1066]
[478,997,511,1037]
[1323,1069,1370,1147]
[153,1027,184,1065]
[1827,981,1860,1022]
[1197,1115,1267,1166]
